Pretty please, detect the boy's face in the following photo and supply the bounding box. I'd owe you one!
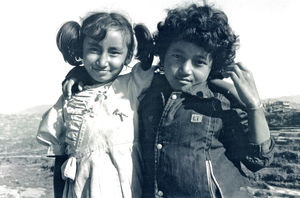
[163,40,213,91]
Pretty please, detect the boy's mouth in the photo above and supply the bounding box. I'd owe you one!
[92,67,109,72]
[176,78,192,83]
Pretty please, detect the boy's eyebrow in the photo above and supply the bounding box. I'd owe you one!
[171,48,184,54]
[172,48,208,59]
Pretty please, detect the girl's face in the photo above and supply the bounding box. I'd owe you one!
[82,29,128,83]
[164,40,213,91]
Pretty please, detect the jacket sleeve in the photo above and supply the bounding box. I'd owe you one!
[128,62,156,99]
[62,66,95,87]
[36,95,66,156]
[221,106,275,172]
[213,81,275,172]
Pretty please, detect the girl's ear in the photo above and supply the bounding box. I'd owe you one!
[124,55,132,65]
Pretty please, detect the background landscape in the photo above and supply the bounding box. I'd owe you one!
[0,95,300,197]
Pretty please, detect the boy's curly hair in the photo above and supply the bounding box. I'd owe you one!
[154,4,239,79]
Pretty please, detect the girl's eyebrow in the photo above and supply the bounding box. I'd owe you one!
[108,46,124,52]
[87,41,100,47]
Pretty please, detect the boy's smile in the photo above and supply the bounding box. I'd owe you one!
[163,41,213,91]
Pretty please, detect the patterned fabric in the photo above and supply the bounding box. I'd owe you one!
[37,63,155,198]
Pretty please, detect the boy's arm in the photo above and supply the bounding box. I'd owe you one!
[211,80,275,172]
[62,66,93,98]
[129,62,156,99]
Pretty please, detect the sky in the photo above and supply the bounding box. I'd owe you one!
[0,0,299,114]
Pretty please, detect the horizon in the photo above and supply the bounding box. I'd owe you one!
[0,0,299,114]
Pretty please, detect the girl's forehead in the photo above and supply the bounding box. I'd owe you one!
[84,30,128,50]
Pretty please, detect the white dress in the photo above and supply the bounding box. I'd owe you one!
[37,63,154,198]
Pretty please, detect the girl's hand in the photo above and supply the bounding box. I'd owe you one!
[62,78,84,99]
[222,62,262,109]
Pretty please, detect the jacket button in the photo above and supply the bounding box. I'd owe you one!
[157,144,162,150]
[157,190,164,196]
[171,94,177,100]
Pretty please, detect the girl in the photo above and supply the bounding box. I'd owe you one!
[37,11,155,198]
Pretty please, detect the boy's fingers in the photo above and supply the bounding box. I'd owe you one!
[66,79,75,99]
[62,80,70,98]
[78,82,84,91]
[236,62,249,72]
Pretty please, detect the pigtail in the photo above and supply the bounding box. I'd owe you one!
[56,21,83,66]
[134,23,154,70]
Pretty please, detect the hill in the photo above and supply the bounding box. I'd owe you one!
[277,95,300,103]
[18,105,51,115]
[263,95,300,109]
[264,95,300,104]
[5,95,300,115]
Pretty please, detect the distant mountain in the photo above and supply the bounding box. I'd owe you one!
[264,95,300,103]
[18,105,51,115]
[263,95,300,109]
[276,95,300,104]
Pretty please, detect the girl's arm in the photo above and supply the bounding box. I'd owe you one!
[36,96,65,156]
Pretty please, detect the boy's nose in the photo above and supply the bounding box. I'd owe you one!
[180,60,193,75]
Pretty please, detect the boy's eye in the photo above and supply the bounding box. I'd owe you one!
[172,54,181,58]
[193,59,207,67]
[172,54,185,62]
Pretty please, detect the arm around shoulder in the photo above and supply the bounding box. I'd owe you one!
[129,62,156,97]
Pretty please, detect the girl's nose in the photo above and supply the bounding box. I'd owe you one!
[96,54,108,67]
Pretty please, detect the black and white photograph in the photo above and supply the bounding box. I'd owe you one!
[0,0,300,197]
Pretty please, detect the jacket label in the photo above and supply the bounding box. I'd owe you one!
[191,114,203,123]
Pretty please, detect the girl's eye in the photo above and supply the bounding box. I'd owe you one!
[109,50,121,55]
[89,48,100,53]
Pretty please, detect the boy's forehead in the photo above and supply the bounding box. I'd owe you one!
[169,40,211,57]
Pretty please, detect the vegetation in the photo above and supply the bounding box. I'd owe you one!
[265,111,300,127]
[1,106,300,197]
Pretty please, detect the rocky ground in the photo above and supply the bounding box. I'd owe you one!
[0,114,300,198]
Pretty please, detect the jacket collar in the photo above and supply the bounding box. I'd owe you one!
[155,74,214,98]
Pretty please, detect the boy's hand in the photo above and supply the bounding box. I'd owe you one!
[222,62,262,109]
[62,78,84,99]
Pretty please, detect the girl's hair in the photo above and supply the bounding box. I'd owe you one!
[56,12,153,69]
[153,4,239,79]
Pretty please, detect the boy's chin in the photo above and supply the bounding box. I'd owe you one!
[171,84,193,92]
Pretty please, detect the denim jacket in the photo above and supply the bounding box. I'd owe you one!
[139,74,275,198]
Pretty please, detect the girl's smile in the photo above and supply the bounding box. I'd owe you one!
[82,29,128,84]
